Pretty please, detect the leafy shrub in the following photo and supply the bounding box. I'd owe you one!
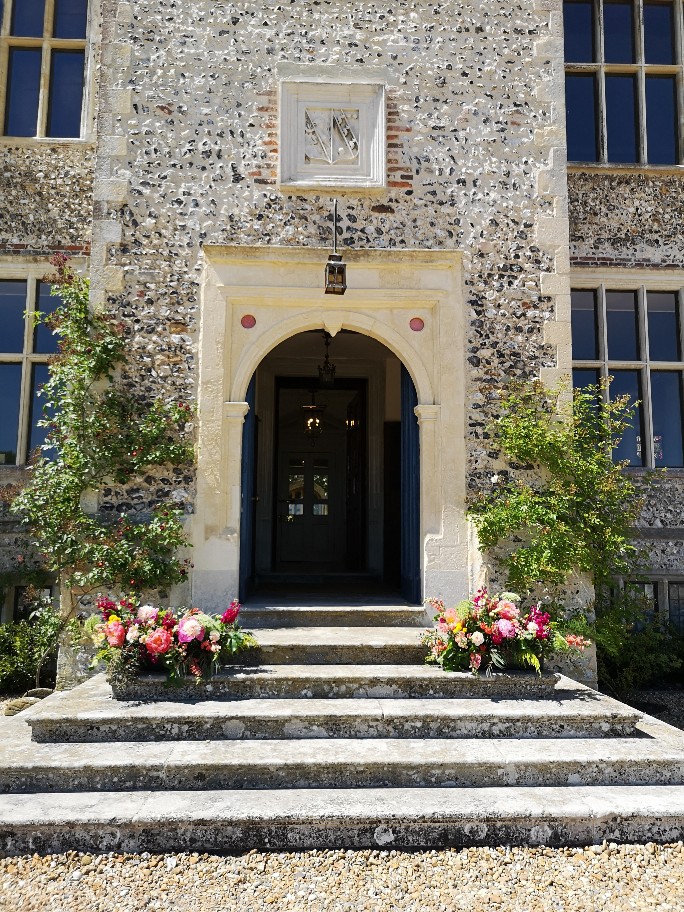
[0,602,62,693]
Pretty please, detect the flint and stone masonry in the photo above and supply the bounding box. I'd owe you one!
[0,1,682,669]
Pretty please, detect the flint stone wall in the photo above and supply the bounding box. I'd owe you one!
[91,0,570,526]
[0,144,94,256]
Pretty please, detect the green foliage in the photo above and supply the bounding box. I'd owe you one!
[590,587,683,695]
[11,256,194,598]
[0,596,62,693]
[467,379,648,594]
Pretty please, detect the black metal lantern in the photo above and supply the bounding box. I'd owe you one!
[324,200,347,295]
[302,390,325,440]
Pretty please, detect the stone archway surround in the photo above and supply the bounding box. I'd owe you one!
[191,245,470,609]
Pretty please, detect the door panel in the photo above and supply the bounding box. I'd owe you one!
[400,365,421,603]
[277,452,341,565]
[239,375,257,600]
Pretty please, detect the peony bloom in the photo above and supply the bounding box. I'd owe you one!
[209,630,220,643]
[126,624,140,643]
[145,627,173,656]
[177,615,205,643]
[221,601,241,625]
[470,630,485,646]
[495,618,517,639]
[105,620,125,648]
[495,600,520,621]
[526,621,539,635]
[137,604,158,624]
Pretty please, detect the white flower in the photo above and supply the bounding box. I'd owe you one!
[209,630,220,643]
[470,630,485,646]
[126,625,140,643]
[490,474,500,484]
[526,621,539,634]
[137,604,158,623]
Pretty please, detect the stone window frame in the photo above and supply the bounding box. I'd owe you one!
[564,0,684,166]
[1,582,56,625]
[0,260,68,466]
[279,79,386,190]
[617,576,684,632]
[0,0,93,140]
[570,272,684,468]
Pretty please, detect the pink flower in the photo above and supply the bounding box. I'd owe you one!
[105,620,125,648]
[566,634,591,651]
[470,630,485,646]
[145,627,173,656]
[221,601,241,625]
[469,653,482,671]
[495,618,517,639]
[495,600,520,620]
[125,624,140,643]
[137,604,158,624]
[177,615,205,643]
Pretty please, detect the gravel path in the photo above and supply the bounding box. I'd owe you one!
[0,843,682,912]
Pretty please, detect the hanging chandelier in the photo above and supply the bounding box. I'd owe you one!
[302,389,325,440]
[318,331,336,388]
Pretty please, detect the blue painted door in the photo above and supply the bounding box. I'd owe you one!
[400,365,421,604]
[239,375,257,601]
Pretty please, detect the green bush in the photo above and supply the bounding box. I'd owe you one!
[0,603,62,694]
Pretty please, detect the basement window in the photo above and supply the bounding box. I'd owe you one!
[0,0,89,138]
[564,0,683,164]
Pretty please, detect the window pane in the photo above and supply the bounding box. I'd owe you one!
[564,1,595,62]
[47,50,85,138]
[646,77,678,165]
[605,75,639,163]
[644,1,676,64]
[565,74,599,162]
[669,582,684,633]
[571,290,599,359]
[606,290,639,360]
[54,0,88,38]
[34,282,62,354]
[0,363,22,465]
[647,292,680,361]
[573,368,601,389]
[610,370,644,465]
[0,280,27,352]
[10,0,45,36]
[651,372,683,466]
[603,0,635,62]
[4,48,41,137]
[28,363,51,454]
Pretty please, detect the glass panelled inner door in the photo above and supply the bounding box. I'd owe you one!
[277,452,339,565]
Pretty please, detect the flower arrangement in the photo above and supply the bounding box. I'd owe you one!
[88,596,258,683]
[422,589,591,675]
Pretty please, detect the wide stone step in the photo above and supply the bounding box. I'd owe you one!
[27,675,642,743]
[242,627,428,665]
[108,664,561,701]
[3,736,684,792]
[240,605,427,628]
[2,786,684,852]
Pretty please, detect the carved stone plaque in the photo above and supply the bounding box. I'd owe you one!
[279,82,385,189]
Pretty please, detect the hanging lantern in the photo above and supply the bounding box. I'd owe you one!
[318,331,336,388]
[324,200,347,295]
[302,390,325,440]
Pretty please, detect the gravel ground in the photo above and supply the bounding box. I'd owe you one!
[0,843,682,912]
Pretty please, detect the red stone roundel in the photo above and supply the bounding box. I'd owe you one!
[241,314,257,329]
[409,317,425,332]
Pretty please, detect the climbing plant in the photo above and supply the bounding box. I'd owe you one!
[11,255,194,609]
[466,379,649,594]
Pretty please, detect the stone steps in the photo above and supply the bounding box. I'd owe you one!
[240,605,426,628]
[107,664,561,701]
[4,608,684,852]
[27,675,642,743]
[4,735,684,793]
[242,627,428,665]
[2,786,684,854]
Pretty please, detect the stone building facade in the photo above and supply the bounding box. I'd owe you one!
[0,0,682,636]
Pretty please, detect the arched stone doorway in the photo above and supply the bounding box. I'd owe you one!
[191,245,469,610]
[238,330,422,602]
